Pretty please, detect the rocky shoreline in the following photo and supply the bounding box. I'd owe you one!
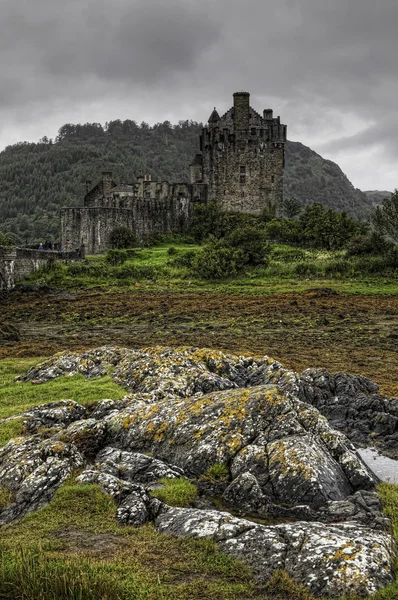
[1,346,397,597]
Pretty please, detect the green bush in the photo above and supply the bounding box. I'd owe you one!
[151,478,198,507]
[265,219,301,245]
[193,241,246,280]
[105,248,128,265]
[170,249,197,268]
[167,246,178,256]
[114,264,160,280]
[67,262,109,277]
[295,261,319,277]
[109,227,137,249]
[226,226,270,266]
[324,259,350,277]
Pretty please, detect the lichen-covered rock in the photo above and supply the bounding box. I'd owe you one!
[223,472,269,515]
[22,400,87,433]
[18,346,296,401]
[105,385,375,509]
[76,468,154,527]
[156,507,393,598]
[0,437,83,523]
[3,346,397,597]
[95,447,185,483]
[18,346,398,456]
[76,470,137,503]
[54,418,107,458]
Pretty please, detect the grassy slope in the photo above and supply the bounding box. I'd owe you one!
[0,358,397,599]
[24,244,398,296]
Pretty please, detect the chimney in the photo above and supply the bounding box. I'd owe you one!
[233,92,250,133]
[263,109,273,121]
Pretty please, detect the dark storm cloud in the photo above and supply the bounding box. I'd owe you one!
[0,0,220,104]
[1,0,398,188]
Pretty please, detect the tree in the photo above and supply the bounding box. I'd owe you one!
[372,191,398,244]
[281,196,302,219]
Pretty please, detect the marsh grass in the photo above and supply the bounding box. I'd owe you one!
[0,482,264,600]
[151,478,198,507]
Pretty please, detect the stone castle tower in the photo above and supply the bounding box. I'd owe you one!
[190,92,287,215]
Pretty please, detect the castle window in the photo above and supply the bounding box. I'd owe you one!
[251,128,256,135]
[271,176,275,183]
[240,166,246,174]
[240,175,246,184]
[145,192,150,199]
[259,129,264,137]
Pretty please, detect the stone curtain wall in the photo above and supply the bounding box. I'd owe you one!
[61,197,195,254]
[0,247,81,290]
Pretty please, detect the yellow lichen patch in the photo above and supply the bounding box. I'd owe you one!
[268,441,313,480]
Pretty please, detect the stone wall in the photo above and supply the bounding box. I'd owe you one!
[61,196,196,254]
[0,247,81,290]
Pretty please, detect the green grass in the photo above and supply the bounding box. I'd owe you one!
[151,478,198,507]
[0,481,264,599]
[202,463,229,482]
[23,243,398,296]
[0,358,126,446]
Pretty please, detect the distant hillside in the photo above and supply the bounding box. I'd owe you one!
[364,190,392,206]
[0,121,376,243]
[284,142,373,219]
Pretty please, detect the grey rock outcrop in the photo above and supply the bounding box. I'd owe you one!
[2,346,397,597]
[156,507,393,597]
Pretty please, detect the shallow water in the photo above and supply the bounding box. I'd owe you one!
[358,448,398,484]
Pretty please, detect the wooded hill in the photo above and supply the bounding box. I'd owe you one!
[0,119,376,243]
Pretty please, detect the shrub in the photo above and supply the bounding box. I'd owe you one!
[151,478,197,507]
[192,241,246,280]
[264,219,301,245]
[167,246,178,256]
[170,249,197,268]
[105,249,128,265]
[226,225,270,266]
[324,259,350,277]
[114,264,160,280]
[109,227,137,249]
[295,261,319,277]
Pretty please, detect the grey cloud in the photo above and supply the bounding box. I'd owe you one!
[1,0,398,189]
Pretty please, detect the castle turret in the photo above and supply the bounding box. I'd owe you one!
[233,92,250,134]
[208,108,220,125]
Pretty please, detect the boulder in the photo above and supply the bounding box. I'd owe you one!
[156,507,393,598]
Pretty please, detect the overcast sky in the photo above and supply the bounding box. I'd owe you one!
[1,0,397,191]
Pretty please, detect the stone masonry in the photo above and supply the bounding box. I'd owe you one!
[61,92,286,254]
[192,92,287,215]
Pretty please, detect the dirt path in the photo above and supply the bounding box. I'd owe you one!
[1,288,398,396]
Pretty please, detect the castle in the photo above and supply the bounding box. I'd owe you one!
[61,92,286,254]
